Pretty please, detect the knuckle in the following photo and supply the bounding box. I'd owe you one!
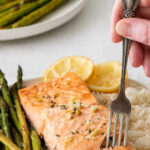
[140,24,150,46]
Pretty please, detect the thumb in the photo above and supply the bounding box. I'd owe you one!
[116,18,150,46]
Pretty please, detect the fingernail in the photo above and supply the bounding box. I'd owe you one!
[116,21,132,37]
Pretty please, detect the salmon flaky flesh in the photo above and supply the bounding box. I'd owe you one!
[19,73,135,150]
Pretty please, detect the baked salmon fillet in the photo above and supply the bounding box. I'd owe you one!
[19,73,135,150]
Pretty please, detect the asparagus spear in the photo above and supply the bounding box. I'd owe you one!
[17,66,42,150]
[0,116,3,149]
[0,95,12,150]
[0,130,20,150]
[12,0,67,28]
[0,116,2,127]
[30,128,41,150]
[0,5,21,18]
[0,0,50,27]
[14,66,30,150]
[0,95,12,140]
[11,84,31,150]
[0,24,12,29]
[0,0,14,5]
[0,0,37,19]
[0,0,26,13]
[17,66,23,90]
[11,127,22,148]
[0,8,13,18]
[0,70,4,84]
[0,70,21,134]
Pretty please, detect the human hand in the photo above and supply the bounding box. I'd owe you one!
[111,0,150,77]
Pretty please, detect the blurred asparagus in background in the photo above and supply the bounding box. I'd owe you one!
[0,0,50,27]
[0,0,67,29]
[0,7,19,18]
[12,0,66,28]
[0,0,28,13]
[0,0,15,5]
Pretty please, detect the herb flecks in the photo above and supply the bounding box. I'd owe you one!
[86,120,93,125]
[63,136,73,147]
[90,105,98,113]
[42,95,52,99]
[88,129,92,134]
[59,104,67,110]
[76,130,79,134]
[50,100,56,108]
[53,92,59,98]
[86,129,100,140]
[33,97,42,103]
[90,129,100,137]
[66,99,82,119]
[71,130,79,135]
[67,110,73,119]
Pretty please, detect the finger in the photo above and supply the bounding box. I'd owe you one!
[139,0,150,7]
[116,18,150,46]
[137,7,150,19]
[129,42,144,68]
[111,0,150,43]
[143,48,150,77]
[111,0,122,43]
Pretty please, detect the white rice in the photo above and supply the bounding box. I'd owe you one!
[93,80,150,150]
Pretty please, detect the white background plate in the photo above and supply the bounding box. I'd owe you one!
[1,0,149,88]
[0,0,87,41]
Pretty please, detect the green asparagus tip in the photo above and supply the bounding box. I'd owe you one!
[0,70,4,86]
[18,65,23,76]
[0,75,8,89]
[17,65,23,90]
[0,70,4,77]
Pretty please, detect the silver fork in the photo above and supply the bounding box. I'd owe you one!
[106,0,139,148]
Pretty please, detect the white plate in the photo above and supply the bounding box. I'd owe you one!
[23,77,149,89]
[0,0,87,41]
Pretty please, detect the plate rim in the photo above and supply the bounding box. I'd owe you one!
[23,77,149,89]
[0,0,87,41]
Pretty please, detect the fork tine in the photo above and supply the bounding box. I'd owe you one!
[106,111,113,148]
[123,115,130,146]
[118,113,124,146]
[112,113,119,147]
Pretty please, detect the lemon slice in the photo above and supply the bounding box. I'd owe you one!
[43,56,94,82]
[87,61,128,93]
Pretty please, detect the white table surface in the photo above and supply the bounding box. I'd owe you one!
[0,0,149,86]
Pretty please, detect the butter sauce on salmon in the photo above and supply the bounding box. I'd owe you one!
[19,73,135,150]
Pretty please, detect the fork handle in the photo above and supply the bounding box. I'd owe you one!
[122,0,139,12]
[120,38,130,94]
[119,0,139,94]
